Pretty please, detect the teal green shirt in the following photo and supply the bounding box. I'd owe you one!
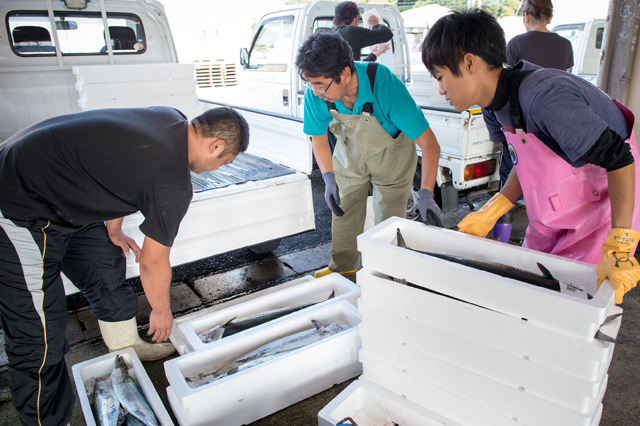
[303,62,429,140]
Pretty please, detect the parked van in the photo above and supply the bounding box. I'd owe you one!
[552,19,606,84]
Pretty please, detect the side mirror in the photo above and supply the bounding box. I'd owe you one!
[240,47,249,69]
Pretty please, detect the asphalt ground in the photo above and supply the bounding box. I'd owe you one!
[1,171,639,425]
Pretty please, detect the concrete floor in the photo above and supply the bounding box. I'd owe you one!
[1,199,639,426]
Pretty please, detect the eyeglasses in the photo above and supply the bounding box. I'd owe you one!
[305,76,337,95]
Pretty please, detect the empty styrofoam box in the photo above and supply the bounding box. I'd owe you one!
[73,63,196,84]
[358,217,616,340]
[360,326,607,418]
[178,273,360,353]
[318,378,463,426]
[164,301,362,422]
[360,351,604,426]
[75,78,197,101]
[167,352,361,426]
[360,300,615,411]
[71,347,173,426]
[170,275,316,355]
[357,268,619,381]
[78,94,198,111]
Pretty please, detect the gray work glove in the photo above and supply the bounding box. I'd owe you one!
[322,172,344,217]
[418,188,444,227]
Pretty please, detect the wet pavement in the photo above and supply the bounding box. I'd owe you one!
[1,178,639,425]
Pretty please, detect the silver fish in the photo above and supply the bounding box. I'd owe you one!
[111,355,159,426]
[186,351,291,388]
[87,377,123,426]
[186,320,348,388]
[213,320,348,377]
[199,291,336,343]
[125,413,147,426]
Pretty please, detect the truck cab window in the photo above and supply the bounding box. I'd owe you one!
[249,16,294,71]
[8,11,145,56]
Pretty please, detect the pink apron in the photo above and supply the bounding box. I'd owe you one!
[504,101,640,264]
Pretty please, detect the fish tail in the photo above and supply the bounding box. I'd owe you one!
[396,228,407,248]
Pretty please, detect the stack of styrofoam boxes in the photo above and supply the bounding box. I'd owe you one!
[164,273,363,426]
[72,347,174,426]
[72,63,204,119]
[320,216,623,426]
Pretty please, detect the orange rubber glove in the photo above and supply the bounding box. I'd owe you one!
[597,228,640,303]
[457,193,515,237]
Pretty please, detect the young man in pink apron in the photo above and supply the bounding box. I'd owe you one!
[421,9,640,304]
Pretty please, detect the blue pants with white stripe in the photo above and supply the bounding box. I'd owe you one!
[0,215,137,426]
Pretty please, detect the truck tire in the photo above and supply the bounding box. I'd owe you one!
[248,239,282,254]
[406,165,442,221]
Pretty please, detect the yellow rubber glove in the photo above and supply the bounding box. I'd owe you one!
[597,228,640,304]
[457,193,515,237]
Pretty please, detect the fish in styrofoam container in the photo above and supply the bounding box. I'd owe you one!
[198,291,335,343]
[111,355,159,426]
[187,320,349,388]
[86,377,123,426]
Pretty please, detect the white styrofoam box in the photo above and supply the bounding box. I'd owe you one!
[72,63,196,84]
[359,351,522,426]
[170,276,316,355]
[164,301,362,422]
[122,173,314,280]
[359,300,614,411]
[358,269,620,381]
[78,94,198,111]
[166,352,361,426]
[357,217,616,341]
[360,326,606,420]
[318,378,463,426]
[178,273,361,354]
[361,351,604,426]
[75,78,197,101]
[71,347,173,426]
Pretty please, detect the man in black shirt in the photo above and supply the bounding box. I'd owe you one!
[333,1,393,62]
[0,106,249,426]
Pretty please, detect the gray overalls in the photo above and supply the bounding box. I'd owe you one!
[327,63,418,272]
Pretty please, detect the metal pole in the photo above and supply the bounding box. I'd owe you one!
[45,0,64,66]
[99,0,114,64]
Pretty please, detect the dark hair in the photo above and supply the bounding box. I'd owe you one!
[295,32,354,83]
[335,1,359,26]
[422,9,507,77]
[192,107,249,155]
[524,0,553,21]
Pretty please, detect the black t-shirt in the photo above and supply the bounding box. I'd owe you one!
[333,24,393,61]
[0,106,192,247]
[507,31,574,70]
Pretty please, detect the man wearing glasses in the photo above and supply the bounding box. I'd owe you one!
[296,32,442,279]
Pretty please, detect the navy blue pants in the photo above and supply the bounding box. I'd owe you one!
[0,215,137,426]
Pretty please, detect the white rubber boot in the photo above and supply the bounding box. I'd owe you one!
[98,317,175,362]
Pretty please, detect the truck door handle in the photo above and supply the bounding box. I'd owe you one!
[283,89,289,107]
[297,90,305,105]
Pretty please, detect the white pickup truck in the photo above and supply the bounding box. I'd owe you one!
[0,0,315,294]
[208,2,501,216]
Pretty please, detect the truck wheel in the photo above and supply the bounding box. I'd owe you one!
[406,166,442,221]
[248,239,282,254]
